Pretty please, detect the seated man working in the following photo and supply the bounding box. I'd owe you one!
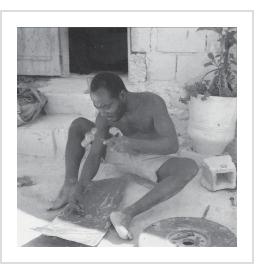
[49,72,199,240]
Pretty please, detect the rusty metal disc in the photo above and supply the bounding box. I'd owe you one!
[138,217,236,247]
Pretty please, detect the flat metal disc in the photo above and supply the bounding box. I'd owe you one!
[138,217,236,247]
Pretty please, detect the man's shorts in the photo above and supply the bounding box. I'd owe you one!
[104,148,177,183]
[81,128,177,183]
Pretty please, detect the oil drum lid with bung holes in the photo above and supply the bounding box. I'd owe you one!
[138,217,236,247]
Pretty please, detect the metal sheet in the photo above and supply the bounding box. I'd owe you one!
[138,217,237,247]
[35,178,126,246]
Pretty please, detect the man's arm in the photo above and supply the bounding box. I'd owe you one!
[77,114,110,186]
[128,95,179,155]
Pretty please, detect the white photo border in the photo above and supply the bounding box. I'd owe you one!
[1,10,253,263]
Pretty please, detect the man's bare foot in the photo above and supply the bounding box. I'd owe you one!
[110,211,133,240]
[47,183,76,211]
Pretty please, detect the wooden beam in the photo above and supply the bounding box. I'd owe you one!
[59,27,70,76]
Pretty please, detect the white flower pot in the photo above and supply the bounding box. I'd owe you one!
[187,95,237,155]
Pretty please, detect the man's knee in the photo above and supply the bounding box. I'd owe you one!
[157,157,199,183]
[183,158,199,181]
[69,118,95,136]
[170,158,198,189]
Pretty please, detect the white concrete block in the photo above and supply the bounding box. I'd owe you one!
[201,155,236,191]
[131,28,151,53]
[205,30,220,52]
[176,53,209,85]
[147,53,177,81]
[156,28,206,53]
[128,53,147,82]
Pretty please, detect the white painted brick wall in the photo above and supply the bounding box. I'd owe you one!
[128,53,147,83]
[156,28,206,53]
[130,28,151,53]
[146,52,177,81]
[176,53,209,85]
[129,27,219,85]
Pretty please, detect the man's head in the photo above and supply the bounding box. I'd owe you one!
[90,72,127,122]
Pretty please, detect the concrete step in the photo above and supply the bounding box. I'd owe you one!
[37,74,131,119]
[37,76,97,120]
[36,75,187,118]
[17,114,80,158]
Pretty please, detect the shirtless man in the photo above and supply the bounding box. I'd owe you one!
[49,72,198,240]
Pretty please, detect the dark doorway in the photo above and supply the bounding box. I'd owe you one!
[68,28,128,74]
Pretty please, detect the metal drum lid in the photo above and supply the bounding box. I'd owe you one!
[138,217,237,247]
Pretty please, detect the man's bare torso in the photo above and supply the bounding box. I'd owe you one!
[100,92,159,138]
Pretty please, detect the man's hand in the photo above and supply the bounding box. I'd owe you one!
[63,200,85,217]
[62,182,94,217]
[48,181,86,211]
[103,136,137,154]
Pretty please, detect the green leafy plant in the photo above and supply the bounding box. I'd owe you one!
[183,27,237,100]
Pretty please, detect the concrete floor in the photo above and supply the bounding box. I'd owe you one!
[17,154,237,247]
[17,75,237,247]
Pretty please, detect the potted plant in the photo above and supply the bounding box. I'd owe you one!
[184,27,237,155]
